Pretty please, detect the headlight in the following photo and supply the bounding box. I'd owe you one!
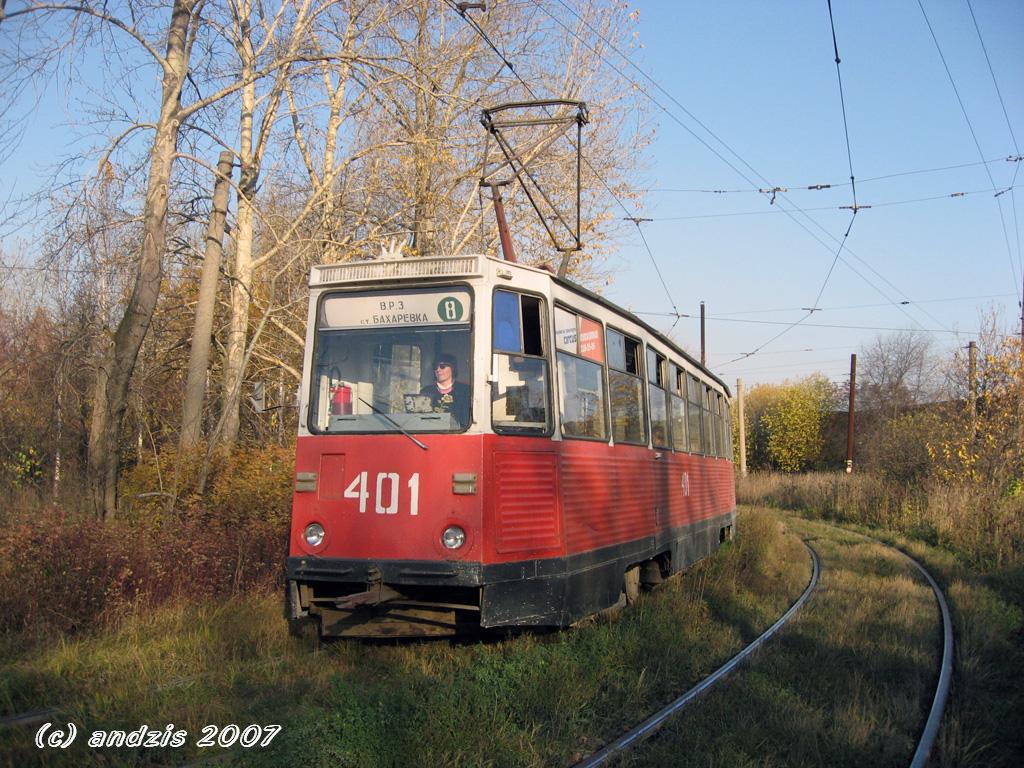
[441,525,466,550]
[304,523,325,547]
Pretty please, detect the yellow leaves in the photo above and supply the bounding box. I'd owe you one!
[930,336,1023,490]
[747,375,834,473]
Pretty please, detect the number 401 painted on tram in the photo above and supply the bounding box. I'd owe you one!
[344,471,420,516]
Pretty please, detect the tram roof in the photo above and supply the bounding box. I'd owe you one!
[309,255,730,396]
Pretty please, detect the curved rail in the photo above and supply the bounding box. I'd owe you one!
[891,546,955,768]
[817,523,954,768]
[572,540,821,768]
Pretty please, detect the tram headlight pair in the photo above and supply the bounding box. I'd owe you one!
[304,523,325,548]
[441,525,466,550]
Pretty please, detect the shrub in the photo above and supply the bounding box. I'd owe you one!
[210,443,295,529]
[121,442,295,526]
[0,443,297,636]
[0,507,286,635]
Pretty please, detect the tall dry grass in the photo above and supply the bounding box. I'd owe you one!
[737,471,1024,569]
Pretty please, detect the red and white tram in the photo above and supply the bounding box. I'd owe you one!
[286,254,736,638]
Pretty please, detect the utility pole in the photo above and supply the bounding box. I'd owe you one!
[700,301,706,367]
[968,340,977,431]
[737,378,747,477]
[846,353,856,474]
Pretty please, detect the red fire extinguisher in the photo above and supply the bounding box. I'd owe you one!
[330,383,352,415]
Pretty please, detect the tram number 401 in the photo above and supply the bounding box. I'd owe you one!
[344,471,420,516]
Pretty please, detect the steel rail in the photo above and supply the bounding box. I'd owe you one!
[882,543,954,768]
[814,522,954,768]
[572,540,821,768]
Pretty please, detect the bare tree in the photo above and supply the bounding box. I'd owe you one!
[3,0,651,516]
[858,330,943,418]
[77,0,203,518]
[3,0,352,515]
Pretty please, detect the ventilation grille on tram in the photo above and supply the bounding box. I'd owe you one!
[311,256,482,286]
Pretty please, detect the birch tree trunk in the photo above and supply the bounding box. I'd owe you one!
[86,0,196,519]
[179,150,233,451]
[219,8,258,448]
[216,0,309,448]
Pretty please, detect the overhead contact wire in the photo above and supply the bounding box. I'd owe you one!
[966,0,1023,316]
[918,0,1020,306]
[727,0,861,365]
[544,0,946,344]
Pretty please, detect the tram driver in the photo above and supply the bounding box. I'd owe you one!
[420,353,471,427]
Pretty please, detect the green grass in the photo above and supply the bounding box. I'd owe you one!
[0,509,808,768]
[616,512,1024,768]
[4,507,1019,766]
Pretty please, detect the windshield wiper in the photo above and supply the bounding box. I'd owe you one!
[357,397,428,450]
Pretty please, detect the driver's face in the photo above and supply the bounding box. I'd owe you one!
[434,362,453,386]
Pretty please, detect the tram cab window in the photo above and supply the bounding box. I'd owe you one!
[555,306,607,440]
[491,291,551,433]
[647,347,670,449]
[309,287,472,433]
[607,329,647,445]
[687,374,704,454]
[670,365,688,452]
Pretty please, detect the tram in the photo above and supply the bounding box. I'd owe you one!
[286,254,736,638]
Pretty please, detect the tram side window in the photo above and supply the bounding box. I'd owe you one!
[647,347,670,448]
[687,374,704,453]
[721,395,733,460]
[492,290,551,433]
[704,386,716,457]
[670,365,688,451]
[607,329,647,445]
[713,393,722,458]
[555,306,607,439]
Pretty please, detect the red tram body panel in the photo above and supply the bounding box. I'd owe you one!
[286,255,736,638]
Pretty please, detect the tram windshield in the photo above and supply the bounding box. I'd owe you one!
[309,287,473,433]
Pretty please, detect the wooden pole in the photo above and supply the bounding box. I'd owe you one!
[968,340,977,434]
[737,378,747,477]
[700,301,706,367]
[846,353,857,473]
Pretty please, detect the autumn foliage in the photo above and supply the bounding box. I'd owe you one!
[738,333,1024,567]
[742,375,836,472]
[928,336,1024,490]
[0,444,294,635]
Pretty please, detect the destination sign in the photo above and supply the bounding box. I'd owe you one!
[320,289,472,329]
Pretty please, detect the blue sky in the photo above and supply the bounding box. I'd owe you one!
[2,1,1021,391]
[603,0,1023,387]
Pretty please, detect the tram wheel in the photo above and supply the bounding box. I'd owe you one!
[624,565,641,606]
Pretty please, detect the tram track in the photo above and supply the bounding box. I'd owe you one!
[572,539,821,768]
[1,518,956,768]
[572,523,955,768]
